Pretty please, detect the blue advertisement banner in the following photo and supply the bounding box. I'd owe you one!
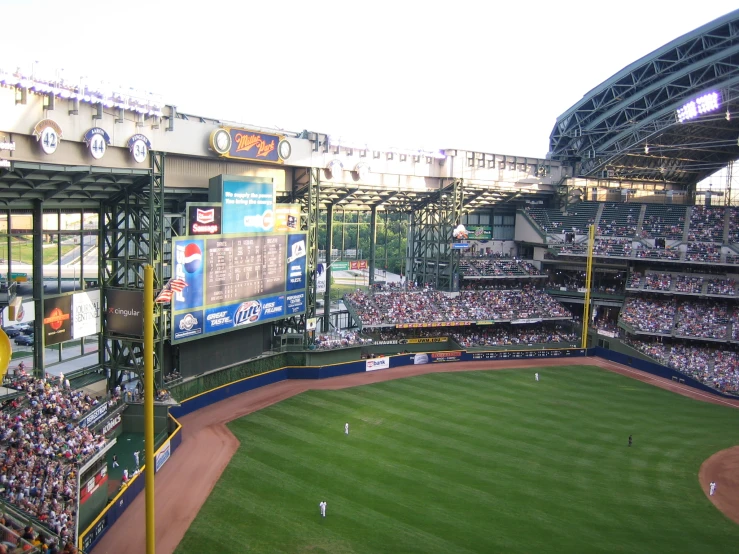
[286,292,305,314]
[286,233,307,291]
[173,238,205,312]
[228,129,280,163]
[173,310,204,340]
[222,180,275,235]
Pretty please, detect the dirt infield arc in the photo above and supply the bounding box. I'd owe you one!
[92,357,739,553]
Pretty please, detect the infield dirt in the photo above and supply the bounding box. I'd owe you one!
[92,357,739,554]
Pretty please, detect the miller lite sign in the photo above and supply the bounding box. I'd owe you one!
[187,203,222,236]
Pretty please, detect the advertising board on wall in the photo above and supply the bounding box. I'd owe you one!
[411,351,462,364]
[43,296,72,346]
[155,441,171,473]
[105,289,144,336]
[72,290,101,339]
[467,225,492,240]
[187,203,222,236]
[79,402,108,428]
[365,357,390,371]
[275,204,300,232]
[316,263,327,294]
[80,466,108,506]
[209,176,275,235]
[208,128,284,164]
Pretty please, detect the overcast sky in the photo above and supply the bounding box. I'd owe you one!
[2,1,738,158]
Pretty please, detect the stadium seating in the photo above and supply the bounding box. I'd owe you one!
[626,338,739,393]
[620,297,675,334]
[344,287,571,327]
[459,257,542,278]
[634,244,681,260]
[685,242,721,263]
[597,203,640,237]
[526,202,599,234]
[451,323,577,348]
[643,273,672,292]
[674,300,730,340]
[0,374,111,543]
[626,272,642,289]
[592,238,632,257]
[688,206,725,242]
[640,205,686,239]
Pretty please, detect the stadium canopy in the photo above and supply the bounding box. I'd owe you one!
[548,9,739,186]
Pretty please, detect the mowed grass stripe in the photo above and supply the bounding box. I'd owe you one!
[177,366,739,554]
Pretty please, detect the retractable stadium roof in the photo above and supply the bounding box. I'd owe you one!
[549,9,739,186]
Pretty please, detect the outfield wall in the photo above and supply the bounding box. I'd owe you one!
[170,348,588,419]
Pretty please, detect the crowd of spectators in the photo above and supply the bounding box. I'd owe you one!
[621,296,738,339]
[451,324,577,348]
[706,277,736,296]
[313,331,370,349]
[0,374,109,543]
[627,338,739,394]
[626,272,736,296]
[674,301,729,340]
[620,297,676,334]
[344,286,571,327]
[685,243,722,263]
[634,245,681,260]
[674,274,704,294]
[644,273,672,292]
[688,206,725,243]
[640,209,685,240]
[459,254,543,278]
[597,204,640,237]
[593,238,632,257]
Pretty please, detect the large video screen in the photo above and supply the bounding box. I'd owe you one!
[171,232,306,343]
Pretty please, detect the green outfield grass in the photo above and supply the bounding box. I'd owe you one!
[175,365,739,553]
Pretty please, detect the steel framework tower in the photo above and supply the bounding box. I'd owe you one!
[408,179,464,291]
[101,152,166,389]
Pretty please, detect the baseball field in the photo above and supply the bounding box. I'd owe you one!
[173,364,739,553]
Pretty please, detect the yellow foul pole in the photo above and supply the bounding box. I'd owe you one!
[581,224,596,349]
[144,266,156,554]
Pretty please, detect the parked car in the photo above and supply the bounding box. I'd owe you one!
[20,326,34,335]
[14,335,33,346]
[3,326,22,338]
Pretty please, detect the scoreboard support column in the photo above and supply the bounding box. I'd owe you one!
[323,203,333,333]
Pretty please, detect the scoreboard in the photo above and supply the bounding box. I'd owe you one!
[171,232,307,343]
[205,235,285,304]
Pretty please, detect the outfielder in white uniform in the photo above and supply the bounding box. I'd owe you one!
[345,422,349,435]
[535,373,539,382]
[319,501,327,517]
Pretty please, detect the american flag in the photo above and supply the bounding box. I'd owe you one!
[154,278,188,304]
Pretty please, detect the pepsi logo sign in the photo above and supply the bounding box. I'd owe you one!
[183,243,202,273]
